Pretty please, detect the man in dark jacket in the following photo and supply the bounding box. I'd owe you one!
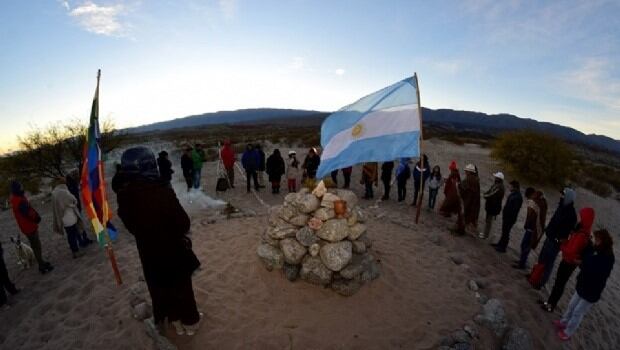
[181,147,194,192]
[480,172,506,239]
[255,144,266,188]
[412,155,430,206]
[0,241,20,308]
[157,151,174,185]
[113,147,202,335]
[381,161,395,200]
[493,180,523,252]
[302,148,321,180]
[266,149,285,194]
[242,144,260,193]
[537,188,578,288]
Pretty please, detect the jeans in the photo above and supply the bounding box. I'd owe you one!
[184,173,193,191]
[246,170,259,192]
[518,230,533,268]
[192,168,202,189]
[64,224,81,253]
[25,232,45,267]
[537,238,561,288]
[364,181,374,199]
[428,188,438,209]
[397,179,407,201]
[547,261,578,307]
[561,292,593,336]
[496,219,516,251]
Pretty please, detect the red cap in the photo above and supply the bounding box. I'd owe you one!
[449,161,457,171]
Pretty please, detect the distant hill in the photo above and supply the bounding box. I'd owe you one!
[125,107,620,155]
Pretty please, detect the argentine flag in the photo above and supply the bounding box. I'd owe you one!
[316,76,421,179]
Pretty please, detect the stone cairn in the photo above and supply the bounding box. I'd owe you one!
[256,187,380,296]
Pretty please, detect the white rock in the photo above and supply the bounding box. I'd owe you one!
[319,241,353,272]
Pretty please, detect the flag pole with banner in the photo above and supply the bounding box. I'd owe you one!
[81,69,122,285]
[316,74,422,188]
[414,73,425,224]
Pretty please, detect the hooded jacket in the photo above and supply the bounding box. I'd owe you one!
[220,141,235,169]
[157,155,174,182]
[412,159,431,188]
[266,150,286,181]
[561,208,595,265]
[381,161,395,182]
[396,159,411,181]
[576,245,615,303]
[544,188,577,241]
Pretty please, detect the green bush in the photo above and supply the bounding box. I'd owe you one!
[491,131,574,186]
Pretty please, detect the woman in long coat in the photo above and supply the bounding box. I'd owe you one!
[266,149,286,194]
[459,164,481,235]
[113,147,202,336]
[439,161,461,217]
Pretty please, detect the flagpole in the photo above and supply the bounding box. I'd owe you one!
[414,73,425,224]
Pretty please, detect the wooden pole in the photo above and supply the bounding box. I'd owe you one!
[106,243,123,285]
[415,73,425,224]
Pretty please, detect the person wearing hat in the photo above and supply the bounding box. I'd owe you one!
[480,172,506,239]
[181,147,194,192]
[458,163,481,235]
[113,147,202,336]
[439,161,461,217]
[492,180,523,252]
[286,151,300,192]
[157,150,174,186]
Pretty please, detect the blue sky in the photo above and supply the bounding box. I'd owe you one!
[1,0,619,153]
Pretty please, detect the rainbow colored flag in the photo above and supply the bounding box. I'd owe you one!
[81,70,118,246]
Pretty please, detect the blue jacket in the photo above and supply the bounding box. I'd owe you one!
[242,150,259,171]
[576,246,615,303]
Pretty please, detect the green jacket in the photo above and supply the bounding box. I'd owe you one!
[192,149,206,170]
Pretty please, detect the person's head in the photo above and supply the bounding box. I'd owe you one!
[184,146,192,154]
[525,187,536,199]
[273,149,280,156]
[561,187,576,207]
[432,165,441,176]
[120,147,159,180]
[449,160,457,171]
[54,176,66,187]
[288,150,297,158]
[593,229,614,255]
[493,172,504,183]
[246,144,254,151]
[10,180,24,196]
[509,180,520,192]
[464,163,476,175]
[158,150,168,159]
[309,148,316,156]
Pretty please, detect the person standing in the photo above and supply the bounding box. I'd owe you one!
[9,181,53,274]
[396,158,411,202]
[157,151,174,185]
[0,241,20,308]
[181,147,194,192]
[52,178,93,258]
[220,140,236,188]
[542,207,595,312]
[341,166,353,189]
[428,166,442,210]
[381,161,395,200]
[266,149,286,194]
[113,147,202,336]
[361,162,378,200]
[439,161,461,217]
[286,151,300,192]
[555,229,614,341]
[330,170,339,187]
[242,144,260,193]
[302,148,320,180]
[493,180,523,253]
[536,188,578,289]
[458,164,481,235]
[514,188,543,269]
[480,172,506,239]
[255,144,266,188]
[412,155,430,206]
[65,170,82,212]
[191,144,206,190]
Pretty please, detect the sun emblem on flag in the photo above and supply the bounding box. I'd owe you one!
[351,123,363,138]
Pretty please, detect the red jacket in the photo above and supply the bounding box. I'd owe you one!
[561,207,595,265]
[10,194,40,235]
[220,142,235,169]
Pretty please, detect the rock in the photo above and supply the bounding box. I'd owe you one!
[261,230,280,247]
[300,255,333,285]
[279,205,298,221]
[502,327,533,350]
[339,254,366,279]
[144,318,178,350]
[268,205,283,225]
[353,207,366,223]
[308,217,323,230]
[284,193,298,205]
[331,278,362,296]
[468,280,479,291]
[316,219,351,242]
[336,189,358,207]
[451,330,471,344]
[256,244,284,271]
[348,223,367,240]
[449,254,464,265]
[296,227,319,247]
[476,299,508,336]
[346,209,358,226]
[357,233,372,248]
[320,241,353,272]
[267,225,297,240]
[312,181,327,198]
[475,278,488,289]
[289,214,310,227]
[351,240,366,254]
[283,263,300,282]
[358,256,381,282]
[314,208,335,221]
[279,238,307,265]
[309,243,320,257]
[320,193,341,208]
[133,302,152,321]
[295,194,321,214]
[475,292,489,305]
[463,324,478,339]
[453,343,472,350]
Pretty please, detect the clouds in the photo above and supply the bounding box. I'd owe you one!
[559,58,620,112]
[335,68,345,76]
[62,1,129,36]
[219,0,238,20]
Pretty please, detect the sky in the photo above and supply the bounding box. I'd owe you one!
[1,0,619,153]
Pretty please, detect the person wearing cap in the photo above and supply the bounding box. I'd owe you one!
[458,163,481,235]
[181,147,194,192]
[220,140,236,188]
[286,151,300,192]
[191,144,206,189]
[480,172,506,239]
[492,180,523,252]
[302,148,321,180]
[157,150,174,186]
[113,147,202,336]
[536,188,578,289]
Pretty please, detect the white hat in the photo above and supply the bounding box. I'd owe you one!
[493,172,505,180]
[464,163,476,173]
[288,150,296,155]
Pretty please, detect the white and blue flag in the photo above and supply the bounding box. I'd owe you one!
[316,76,421,179]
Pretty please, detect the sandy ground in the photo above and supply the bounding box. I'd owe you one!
[0,139,618,350]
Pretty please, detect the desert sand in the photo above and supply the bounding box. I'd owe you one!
[1,139,619,350]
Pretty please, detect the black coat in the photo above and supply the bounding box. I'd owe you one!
[181,154,193,176]
[502,190,523,224]
[545,202,577,240]
[266,154,285,182]
[257,150,266,171]
[381,162,394,182]
[576,247,615,303]
[114,176,198,286]
[157,157,174,182]
[303,155,321,178]
[484,182,505,217]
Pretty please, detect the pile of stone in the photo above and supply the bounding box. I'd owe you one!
[256,187,380,296]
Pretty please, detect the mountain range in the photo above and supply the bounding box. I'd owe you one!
[126,108,620,155]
